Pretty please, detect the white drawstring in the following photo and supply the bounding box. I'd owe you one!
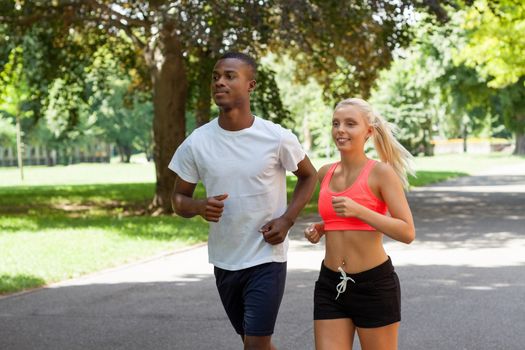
[335,266,355,300]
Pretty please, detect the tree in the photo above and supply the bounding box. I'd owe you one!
[275,1,414,102]
[262,54,333,158]
[370,13,513,155]
[1,0,449,212]
[490,79,525,154]
[458,0,525,88]
[457,0,525,153]
[429,17,497,148]
[370,45,443,155]
[87,44,153,162]
[0,47,33,178]
[1,1,284,212]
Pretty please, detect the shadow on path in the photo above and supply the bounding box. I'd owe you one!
[1,264,524,350]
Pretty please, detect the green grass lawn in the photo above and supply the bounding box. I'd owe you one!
[1,162,155,187]
[1,153,522,295]
[0,180,209,294]
[0,215,207,292]
[412,153,523,174]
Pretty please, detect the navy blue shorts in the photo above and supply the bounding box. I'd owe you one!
[314,257,401,328]
[214,262,287,336]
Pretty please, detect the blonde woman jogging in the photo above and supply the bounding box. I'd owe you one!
[305,98,415,350]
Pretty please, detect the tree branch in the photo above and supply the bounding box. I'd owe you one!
[84,0,149,28]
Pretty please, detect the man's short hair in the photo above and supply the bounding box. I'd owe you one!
[219,52,257,79]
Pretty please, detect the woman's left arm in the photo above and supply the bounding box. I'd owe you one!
[332,163,415,244]
[365,162,415,243]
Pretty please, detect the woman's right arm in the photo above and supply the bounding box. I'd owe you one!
[303,163,333,244]
[304,221,325,243]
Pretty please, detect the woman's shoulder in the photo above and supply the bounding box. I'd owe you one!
[318,162,337,183]
[369,160,400,187]
[371,160,392,173]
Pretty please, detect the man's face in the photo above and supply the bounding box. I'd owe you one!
[211,58,255,110]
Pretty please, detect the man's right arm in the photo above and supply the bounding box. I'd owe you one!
[172,175,228,222]
[172,175,201,218]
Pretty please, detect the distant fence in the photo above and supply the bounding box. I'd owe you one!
[432,139,513,155]
[0,143,112,167]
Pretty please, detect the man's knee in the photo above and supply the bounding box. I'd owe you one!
[243,335,275,350]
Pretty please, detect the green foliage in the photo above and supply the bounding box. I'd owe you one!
[370,39,445,155]
[87,45,153,162]
[0,21,152,161]
[251,65,292,126]
[0,0,458,198]
[0,47,32,118]
[426,17,497,139]
[278,0,418,100]
[263,54,333,158]
[0,117,16,147]
[0,24,14,69]
[455,1,525,153]
[0,45,35,155]
[370,13,516,153]
[458,0,525,88]
[44,78,89,139]
[491,79,525,135]
[1,1,445,135]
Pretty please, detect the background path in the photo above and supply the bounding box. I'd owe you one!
[1,163,524,349]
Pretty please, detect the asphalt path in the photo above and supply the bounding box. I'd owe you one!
[1,163,524,349]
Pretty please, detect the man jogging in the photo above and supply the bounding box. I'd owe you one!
[169,51,317,350]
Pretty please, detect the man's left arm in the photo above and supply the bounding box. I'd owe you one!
[260,155,317,245]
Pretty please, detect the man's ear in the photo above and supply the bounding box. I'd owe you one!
[248,80,256,93]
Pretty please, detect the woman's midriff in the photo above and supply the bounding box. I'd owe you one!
[324,230,388,274]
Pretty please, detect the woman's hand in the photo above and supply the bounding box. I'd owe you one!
[331,196,361,218]
[304,222,325,244]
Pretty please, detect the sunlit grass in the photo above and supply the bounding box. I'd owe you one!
[0,162,155,187]
[0,216,208,294]
[0,180,207,295]
[412,153,521,174]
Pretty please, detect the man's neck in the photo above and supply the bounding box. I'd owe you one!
[218,106,254,131]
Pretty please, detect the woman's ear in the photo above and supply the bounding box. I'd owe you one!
[366,125,374,140]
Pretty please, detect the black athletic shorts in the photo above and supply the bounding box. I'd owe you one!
[314,257,401,328]
[214,262,287,336]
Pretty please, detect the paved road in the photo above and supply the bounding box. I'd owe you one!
[1,163,524,349]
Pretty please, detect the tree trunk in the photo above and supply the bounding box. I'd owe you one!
[462,128,468,153]
[16,116,24,180]
[424,126,433,156]
[117,144,132,163]
[117,145,125,163]
[195,52,215,127]
[302,115,311,153]
[513,113,525,155]
[149,24,188,214]
[514,132,525,155]
[46,148,55,166]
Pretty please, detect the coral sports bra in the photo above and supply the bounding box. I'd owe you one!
[318,160,388,231]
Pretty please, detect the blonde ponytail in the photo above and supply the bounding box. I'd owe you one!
[335,98,415,189]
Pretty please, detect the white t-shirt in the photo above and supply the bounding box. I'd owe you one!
[168,116,306,270]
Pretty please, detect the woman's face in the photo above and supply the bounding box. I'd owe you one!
[331,105,372,152]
